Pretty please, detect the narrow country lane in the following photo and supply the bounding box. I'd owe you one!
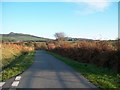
[3,50,97,89]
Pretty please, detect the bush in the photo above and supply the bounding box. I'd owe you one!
[48,41,119,73]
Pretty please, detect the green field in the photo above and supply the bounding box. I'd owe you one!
[1,32,51,42]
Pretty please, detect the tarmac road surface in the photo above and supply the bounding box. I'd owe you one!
[3,50,97,89]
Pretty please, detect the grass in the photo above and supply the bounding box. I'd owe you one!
[1,32,49,42]
[48,51,120,89]
[1,43,34,69]
[0,51,35,81]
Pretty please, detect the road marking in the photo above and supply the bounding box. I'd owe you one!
[10,76,21,88]
[11,81,19,87]
[0,82,5,87]
[15,76,21,81]
[0,82,5,90]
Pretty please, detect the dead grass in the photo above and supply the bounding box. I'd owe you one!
[0,43,34,69]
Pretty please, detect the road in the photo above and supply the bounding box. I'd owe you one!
[3,50,97,89]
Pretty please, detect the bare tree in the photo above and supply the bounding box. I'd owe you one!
[54,32,66,41]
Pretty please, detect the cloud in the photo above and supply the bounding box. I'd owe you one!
[65,0,118,15]
[2,0,118,14]
[79,0,111,12]
[71,0,111,14]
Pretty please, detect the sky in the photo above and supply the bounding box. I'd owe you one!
[1,0,119,40]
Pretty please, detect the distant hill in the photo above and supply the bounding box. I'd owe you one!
[0,32,52,42]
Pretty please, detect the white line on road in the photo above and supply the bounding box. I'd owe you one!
[15,76,21,81]
[11,81,19,87]
[0,82,5,90]
[0,82,5,87]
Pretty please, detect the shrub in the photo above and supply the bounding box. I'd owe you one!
[48,41,119,72]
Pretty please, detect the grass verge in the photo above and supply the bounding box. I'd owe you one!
[48,51,120,89]
[0,51,35,81]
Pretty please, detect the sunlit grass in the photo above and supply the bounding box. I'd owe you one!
[0,51,35,81]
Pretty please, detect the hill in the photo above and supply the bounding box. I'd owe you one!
[0,32,51,42]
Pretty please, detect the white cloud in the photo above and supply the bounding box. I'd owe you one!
[68,0,112,14]
[83,1,110,11]
[2,0,118,14]
[65,0,118,14]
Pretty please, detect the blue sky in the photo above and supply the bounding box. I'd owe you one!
[2,1,118,40]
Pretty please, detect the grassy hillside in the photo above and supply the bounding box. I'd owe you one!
[0,32,51,42]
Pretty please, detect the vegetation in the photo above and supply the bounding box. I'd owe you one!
[0,42,35,81]
[54,32,66,41]
[1,43,34,69]
[47,41,119,73]
[1,32,51,42]
[1,52,35,81]
[48,52,120,89]
[46,36,120,89]
[34,42,48,50]
[0,32,119,88]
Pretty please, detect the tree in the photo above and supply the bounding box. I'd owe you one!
[54,32,66,41]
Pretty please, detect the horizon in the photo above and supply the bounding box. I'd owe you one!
[0,32,117,40]
[1,1,119,40]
